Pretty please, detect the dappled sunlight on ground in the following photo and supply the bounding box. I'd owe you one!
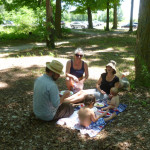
[88,67,105,80]
[117,141,131,149]
[122,57,134,61]
[0,53,10,58]
[0,56,67,72]
[0,82,9,89]
[1,30,150,149]
[0,54,106,81]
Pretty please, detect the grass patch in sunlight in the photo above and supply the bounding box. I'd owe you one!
[1,30,137,88]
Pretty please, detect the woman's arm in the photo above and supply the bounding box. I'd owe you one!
[114,81,120,89]
[60,90,71,104]
[84,62,89,80]
[96,76,106,94]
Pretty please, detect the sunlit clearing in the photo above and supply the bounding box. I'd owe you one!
[96,131,108,139]
[55,41,69,46]
[89,67,105,80]
[6,102,19,109]
[117,141,131,148]
[26,91,33,95]
[85,47,114,56]
[15,73,28,78]
[91,45,99,48]
[119,71,130,76]
[137,134,145,141]
[0,82,9,89]
[122,57,134,61]
[0,53,10,58]
[95,47,114,53]
[35,42,46,46]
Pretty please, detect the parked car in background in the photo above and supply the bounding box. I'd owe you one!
[133,22,138,27]
[83,21,88,26]
[70,21,88,29]
[92,20,102,27]
[1,20,15,27]
[121,23,137,28]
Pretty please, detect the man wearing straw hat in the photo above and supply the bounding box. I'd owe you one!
[33,60,74,121]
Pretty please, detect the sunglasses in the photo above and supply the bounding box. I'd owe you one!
[75,54,83,57]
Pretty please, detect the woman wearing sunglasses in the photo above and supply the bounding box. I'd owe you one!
[66,48,89,93]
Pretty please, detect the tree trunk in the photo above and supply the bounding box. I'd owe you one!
[55,0,62,38]
[129,0,134,32]
[135,0,150,85]
[46,0,55,48]
[105,0,109,31]
[112,3,117,29]
[87,7,93,29]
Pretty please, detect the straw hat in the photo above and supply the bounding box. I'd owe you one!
[46,60,64,75]
[106,60,116,71]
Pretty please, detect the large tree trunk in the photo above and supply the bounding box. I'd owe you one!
[46,0,55,48]
[129,0,134,32]
[135,0,150,85]
[87,7,93,29]
[55,0,62,38]
[105,0,110,31]
[112,3,117,29]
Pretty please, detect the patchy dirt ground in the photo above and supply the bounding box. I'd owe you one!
[0,56,150,150]
[0,31,150,150]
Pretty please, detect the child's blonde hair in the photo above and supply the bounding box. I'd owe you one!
[110,87,118,96]
[84,94,96,106]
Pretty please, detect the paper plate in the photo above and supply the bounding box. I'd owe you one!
[91,107,97,112]
[59,90,73,96]
[94,102,104,108]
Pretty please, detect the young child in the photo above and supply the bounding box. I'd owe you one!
[78,94,108,127]
[102,87,120,121]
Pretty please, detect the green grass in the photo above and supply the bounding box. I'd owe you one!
[0,28,137,88]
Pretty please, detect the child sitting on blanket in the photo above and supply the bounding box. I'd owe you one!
[102,87,120,121]
[78,94,108,127]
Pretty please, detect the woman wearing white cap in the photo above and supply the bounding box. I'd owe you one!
[84,60,120,101]
[95,60,120,100]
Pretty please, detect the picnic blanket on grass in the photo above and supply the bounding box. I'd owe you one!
[56,100,127,137]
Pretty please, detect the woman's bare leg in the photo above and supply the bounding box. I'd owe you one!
[64,90,87,104]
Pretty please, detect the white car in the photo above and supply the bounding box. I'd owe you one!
[93,20,102,27]
[70,22,88,29]
[1,20,15,27]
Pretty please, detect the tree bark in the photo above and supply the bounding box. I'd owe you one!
[129,0,134,32]
[87,7,93,29]
[46,0,55,48]
[112,3,117,29]
[135,0,150,85]
[105,0,110,31]
[55,0,62,38]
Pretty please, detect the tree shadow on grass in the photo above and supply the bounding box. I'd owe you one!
[2,32,136,63]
